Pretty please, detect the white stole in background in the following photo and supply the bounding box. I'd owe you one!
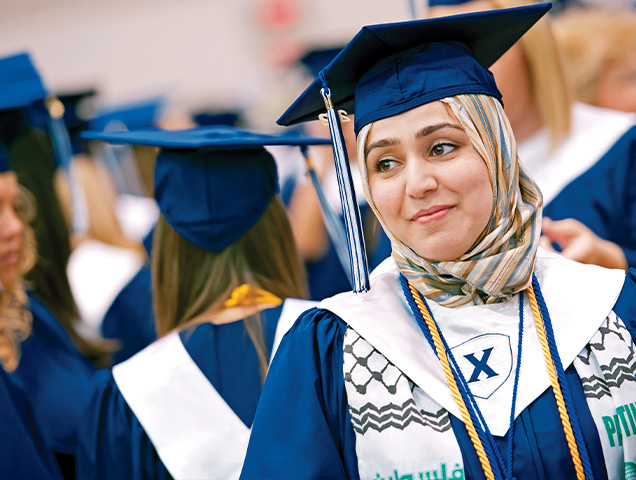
[113,297,317,479]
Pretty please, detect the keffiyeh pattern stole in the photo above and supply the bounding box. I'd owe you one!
[357,93,543,306]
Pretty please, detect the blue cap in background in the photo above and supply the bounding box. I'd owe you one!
[299,47,343,77]
[57,89,98,155]
[0,53,48,111]
[89,97,165,132]
[192,110,243,128]
[81,126,330,252]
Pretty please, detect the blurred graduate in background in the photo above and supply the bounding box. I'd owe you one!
[77,126,322,479]
[428,0,636,272]
[0,143,63,479]
[63,98,164,364]
[0,52,98,479]
[553,7,636,114]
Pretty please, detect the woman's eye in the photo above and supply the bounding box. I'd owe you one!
[374,159,396,172]
[430,143,456,156]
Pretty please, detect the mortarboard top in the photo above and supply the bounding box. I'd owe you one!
[278,3,551,134]
[0,53,48,112]
[299,47,343,77]
[89,97,165,132]
[0,53,48,171]
[81,126,330,252]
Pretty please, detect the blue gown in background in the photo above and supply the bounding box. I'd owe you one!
[306,204,392,300]
[543,126,636,267]
[10,292,95,475]
[101,264,156,365]
[0,365,62,479]
[78,305,283,480]
[240,273,636,479]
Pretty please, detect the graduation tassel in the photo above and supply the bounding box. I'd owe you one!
[318,72,369,293]
[45,96,89,235]
[97,142,131,195]
[300,145,354,289]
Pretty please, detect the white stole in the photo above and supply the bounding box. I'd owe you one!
[113,297,317,479]
[320,249,626,477]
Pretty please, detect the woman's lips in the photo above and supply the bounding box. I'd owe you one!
[411,205,453,224]
[0,251,19,266]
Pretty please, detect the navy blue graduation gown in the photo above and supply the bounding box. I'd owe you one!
[77,305,283,480]
[10,293,96,460]
[0,366,62,479]
[101,264,157,364]
[544,126,636,268]
[240,273,636,479]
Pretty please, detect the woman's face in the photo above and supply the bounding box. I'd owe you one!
[594,50,636,114]
[365,101,493,262]
[0,173,25,289]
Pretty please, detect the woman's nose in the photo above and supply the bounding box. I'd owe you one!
[405,162,438,198]
[0,208,24,240]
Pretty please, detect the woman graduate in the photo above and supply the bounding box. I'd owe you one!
[0,52,99,478]
[241,4,636,479]
[0,145,63,480]
[427,0,636,273]
[76,126,327,479]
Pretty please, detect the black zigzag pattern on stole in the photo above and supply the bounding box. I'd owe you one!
[578,319,636,400]
[349,398,451,434]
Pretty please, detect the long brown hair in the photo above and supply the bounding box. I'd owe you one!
[6,124,114,367]
[152,195,308,379]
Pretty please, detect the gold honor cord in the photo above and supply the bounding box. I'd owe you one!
[407,282,496,480]
[408,279,587,480]
[526,286,586,480]
[222,285,282,309]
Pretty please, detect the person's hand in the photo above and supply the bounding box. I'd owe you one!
[540,217,628,270]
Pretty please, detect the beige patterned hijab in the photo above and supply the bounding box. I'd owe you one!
[357,93,543,307]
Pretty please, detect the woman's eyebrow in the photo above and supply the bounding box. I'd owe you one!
[364,137,399,157]
[365,122,464,157]
[416,122,464,138]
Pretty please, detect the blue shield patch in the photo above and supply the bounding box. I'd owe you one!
[451,333,512,399]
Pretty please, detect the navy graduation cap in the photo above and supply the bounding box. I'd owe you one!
[192,110,243,127]
[82,126,330,252]
[89,97,165,132]
[277,3,551,293]
[0,51,89,233]
[279,3,550,132]
[0,53,48,111]
[57,89,98,155]
[0,53,46,176]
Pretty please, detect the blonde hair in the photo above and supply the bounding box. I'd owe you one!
[490,0,574,147]
[553,8,636,105]
[0,185,37,372]
[55,155,142,251]
[152,195,308,379]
